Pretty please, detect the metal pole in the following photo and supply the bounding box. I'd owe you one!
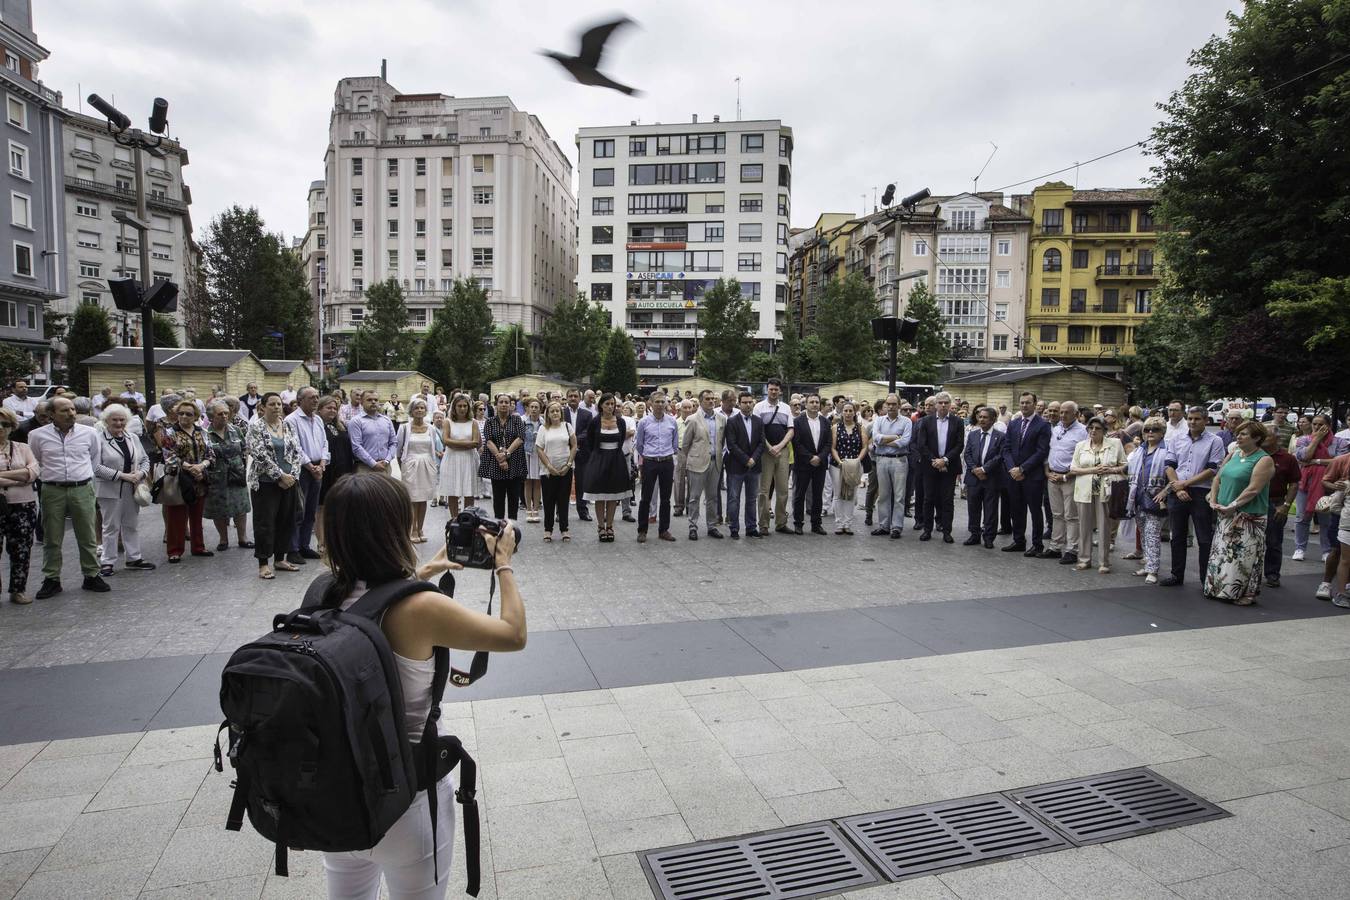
[888,336,897,396]
[134,142,155,401]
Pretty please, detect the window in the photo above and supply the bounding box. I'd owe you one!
[351,158,363,176]
[592,225,613,244]
[1071,249,1089,269]
[1041,209,1063,233]
[6,97,25,130]
[628,162,725,185]
[12,242,32,277]
[1099,326,1120,344]
[472,154,493,174]
[1040,324,1059,344]
[741,133,764,153]
[115,176,132,192]
[1070,289,1087,313]
[76,229,100,249]
[415,248,426,266]
[387,219,398,237]
[993,334,1008,351]
[4,53,16,73]
[387,159,398,177]
[591,254,612,272]
[592,197,613,216]
[949,209,978,230]
[936,267,988,295]
[739,193,762,212]
[441,188,453,207]
[79,260,101,278]
[81,290,100,306]
[593,139,615,158]
[407,308,428,327]
[996,238,1011,256]
[352,279,364,293]
[1042,248,1062,271]
[441,249,453,267]
[0,300,13,327]
[442,158,454,177]
[441,279,454,292]
[352,188,363,207]
[387,249,399,269]
[995,270,1010,288]
[704,194,724,213]
[778,194,789,217]
[593,168,614,187]
[151,243,172,260]
[1103,249,1121,274]
[738,223,762,243]
[740,163,763,183]
[475,277,493,291]
[473,247,494,267]
[1138,208,1156,231]
[1135,289,1152,313]
[627,193,687,214]
[441,219,453,237]
[913,239,928,257]
[1040,288,1060,308]
[776,252,787,274]
[414,188,425,207]
[75,165,95,180]
[1067,325,1089,344]
[317,235,326,249]
[779,135,792,158]
[994,302,1009,321]
[472,188,493,205]
[353,218,363,234]
[388,189,399,207]
[778,164,791,189]
[1137,249,1155,274]
[415,218,426,237]
[777,223,788,245]
[350,307,365,323]
[479,127,490,138]
[740,283,762,302]
[7,141,26,178]
[472,217,493,236]
[352,249,364,268]
[737,252,761,272]
[629,137,647,156]
[1101,289,1120,313]
[9,192,28,228]
[415,157,426,176]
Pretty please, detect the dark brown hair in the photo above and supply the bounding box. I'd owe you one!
[321,473,418,605]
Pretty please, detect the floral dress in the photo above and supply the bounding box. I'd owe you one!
[204,424,250,518]
[1205,449,1270,602]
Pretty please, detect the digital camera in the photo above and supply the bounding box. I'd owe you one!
[445,507,522,569]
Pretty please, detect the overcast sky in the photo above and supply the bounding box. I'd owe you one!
[38,0,1239,241]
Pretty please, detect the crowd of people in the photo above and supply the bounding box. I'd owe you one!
[0,374,1345,612]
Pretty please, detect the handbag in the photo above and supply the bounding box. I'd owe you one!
[134,481,153,507]
[1108,478,1129,520]
[1315,490,1344,514]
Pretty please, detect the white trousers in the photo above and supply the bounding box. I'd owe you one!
[833,469,856,529]
[324,778,456,900]
[98,495,142,564]
[1047,477,1079,553]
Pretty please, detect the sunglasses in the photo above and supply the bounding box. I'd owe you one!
[1144,427,1162,433]
[0,422,12,429]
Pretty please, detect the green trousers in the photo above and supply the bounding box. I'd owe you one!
[41,482,100,580]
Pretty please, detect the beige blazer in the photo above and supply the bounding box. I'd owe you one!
[681,410,726,474]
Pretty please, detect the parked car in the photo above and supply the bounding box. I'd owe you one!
[1205,397,1275,424]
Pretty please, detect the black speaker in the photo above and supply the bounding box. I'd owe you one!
[871,317,900,340]
[108,276,142,311]
[144,279,179,313]
[897,317,919,343]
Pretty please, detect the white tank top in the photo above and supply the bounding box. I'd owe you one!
[340,581,435,736]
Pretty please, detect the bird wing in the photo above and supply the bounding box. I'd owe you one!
[577,17,633,68]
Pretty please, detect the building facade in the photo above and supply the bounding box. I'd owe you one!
[60,108,197,348]
[322,75,577,366]
[1015,182,1158,368]
[0,1,64,376]
[576,117,793,379]
[298,179,326,366]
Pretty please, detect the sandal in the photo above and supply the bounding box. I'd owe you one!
[168,556,181,564]
[1233,597,1256,606]
[216,542,229,551]
[544,533,554,542]
[561,532,571,542]
[275,560,300,572]
[239,541,255,549]
[259,566,275,580]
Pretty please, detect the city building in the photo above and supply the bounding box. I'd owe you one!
[60,108,198,348]
[298,179,326,367]
[576,116,793,379]
[1014,182,1158,369]
[787,212,855,335]
[321,72,577,366]
[0,2,65,376]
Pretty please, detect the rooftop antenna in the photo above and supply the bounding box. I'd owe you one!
[872,186,878,212]
[972,141,998,194]
[734,76,741,121]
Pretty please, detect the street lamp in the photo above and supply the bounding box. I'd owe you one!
[89,92,174,401]
[872,269,927,393]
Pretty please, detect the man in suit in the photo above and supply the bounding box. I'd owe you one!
[681,389,726,540]
[791,394,833,535]
[723,391,765,539]
[962,406,1005,547]
[564,389,593,521]
[916,391,965,542]
[1000,391,1052,556]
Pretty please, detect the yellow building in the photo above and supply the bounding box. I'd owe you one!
[787,212,856,335]
[84,348,268,401]
[1016,183,1158,367]
[259,359,315,394]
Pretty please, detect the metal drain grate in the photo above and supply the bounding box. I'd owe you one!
[836,793,1069,882]
[1010,768,1229,845]
[641,823,877,900]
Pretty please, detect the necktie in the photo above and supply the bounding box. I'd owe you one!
[980,431,989,465]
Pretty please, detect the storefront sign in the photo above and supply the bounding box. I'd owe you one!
[625,242,686,251]
[626,271,687,281]
[626,299,697,309]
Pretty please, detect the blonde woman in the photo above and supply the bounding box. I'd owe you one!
[438,395,480,516]
[536,400,577,541]
[522,398,544,523]
[1069,416,1129,573]
[396,398,443,542]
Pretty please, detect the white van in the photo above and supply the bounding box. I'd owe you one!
[1205,397,1275,425]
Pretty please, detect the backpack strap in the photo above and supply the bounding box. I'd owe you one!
[421,645,480,895]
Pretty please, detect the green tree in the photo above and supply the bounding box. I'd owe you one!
[695,278,754,382]
[0,344,34,387]
[494,324,534,379]
[896,281,945,384]
[348,279,415,370]
[775,301,803,384]
[541,292,609,381]
[419,279,495,391]
[67,304,113,395]
[1149,0,1350,395]
[1127,283,1212,403]
[797,334,829,382]
[597,327,638,396]
[746,351,777,383]
[815,272,880,380]
[152,315,180,349]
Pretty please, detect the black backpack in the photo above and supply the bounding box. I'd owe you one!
[215,573,488,895]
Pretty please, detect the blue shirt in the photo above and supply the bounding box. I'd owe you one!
[284,408,330,466]
[871,415,912,457]
[635,413,679,459]
[348,411,397,467]
[1166,430,1226,485]
[703,411,719,453]
[1048,421,1087,472]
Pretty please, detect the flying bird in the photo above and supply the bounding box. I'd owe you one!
[540,17,642,96]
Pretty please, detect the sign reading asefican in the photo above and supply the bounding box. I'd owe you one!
[626,272,687,281]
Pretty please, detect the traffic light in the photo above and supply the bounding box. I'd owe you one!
[1013,336,1022,349]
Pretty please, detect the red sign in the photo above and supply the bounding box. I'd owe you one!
[625,242,686,251]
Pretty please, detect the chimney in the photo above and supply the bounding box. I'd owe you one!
[630,120,637,126]
[380,59,387,81]
[713,115,720,122]
[692,113,698,123]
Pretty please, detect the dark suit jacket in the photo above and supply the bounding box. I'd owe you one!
[917,414,965,476]
[723,413,765,475]
[791,414,832,469]
[1000,414,1051,480]
[962,427,1006,488]
[564,406,593,454]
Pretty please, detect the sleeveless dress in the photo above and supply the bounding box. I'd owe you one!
[439,419,478,499]
[400,427,439,503]
[523,417,542,479]
[584,422,632,501]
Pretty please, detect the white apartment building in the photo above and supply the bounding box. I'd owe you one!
[576,116,793,379]
[322,75,576,359]
[298,179,326,360]
[61,108,196,345]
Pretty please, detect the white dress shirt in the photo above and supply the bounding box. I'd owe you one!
[806,413,821,448]
[29,422,101,483]
[2,394,36,420]
[935,415,950,456]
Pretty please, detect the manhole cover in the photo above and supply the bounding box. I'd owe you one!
[1010,768,1228,844]
[641,822,877,900]
[837,793,1068,881]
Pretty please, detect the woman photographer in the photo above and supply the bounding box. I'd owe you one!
[319,473,524,898]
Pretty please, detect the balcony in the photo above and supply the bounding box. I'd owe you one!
[1037,225,1064,235]
[1095,263,1156,280]
[64,176,187,213]
[1073,222,1133,234]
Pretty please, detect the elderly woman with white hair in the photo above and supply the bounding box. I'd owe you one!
[205,398,252,551]
[94,403,155,576]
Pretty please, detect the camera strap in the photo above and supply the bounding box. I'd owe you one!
[445,570,492,687]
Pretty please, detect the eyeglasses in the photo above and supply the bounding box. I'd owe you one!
[0,423,12,429]
[1143,427,1162,433]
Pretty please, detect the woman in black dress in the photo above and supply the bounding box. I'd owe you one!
[478,393,526,519]
[316,395,355,553]
[583,393,632,542]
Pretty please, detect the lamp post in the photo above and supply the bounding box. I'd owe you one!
[873,268,928,393]
[89,93,173,401]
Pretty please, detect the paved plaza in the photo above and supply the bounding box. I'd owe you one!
[1,502,1349,898]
